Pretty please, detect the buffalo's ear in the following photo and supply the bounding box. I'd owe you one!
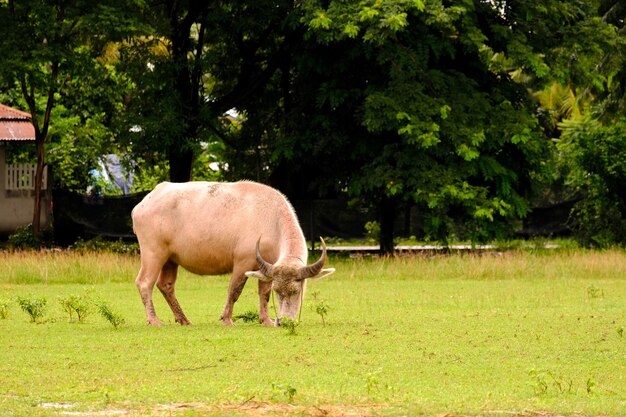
[308,267,335,280]
[245,270,272,282]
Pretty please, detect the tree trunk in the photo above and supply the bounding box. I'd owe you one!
[32,136,45,235]
[21,64,57,237]
[166,3,205,183]
[379,195,397,255]
[168,142,194,182]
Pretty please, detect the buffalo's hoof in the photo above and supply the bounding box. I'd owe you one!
[260,318,274,327]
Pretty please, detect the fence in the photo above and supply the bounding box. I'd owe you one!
[5,164,47,191]
[51,192,373,246]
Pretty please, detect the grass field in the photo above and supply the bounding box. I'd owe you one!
[0,249,625,416]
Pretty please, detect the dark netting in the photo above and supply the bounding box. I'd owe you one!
[53,189,148,246]
[51,188,572,247]
[51,191,373,246]
[517,199,577,238]
[292,200,373,241]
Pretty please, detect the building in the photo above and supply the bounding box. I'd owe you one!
[0,104,50,234]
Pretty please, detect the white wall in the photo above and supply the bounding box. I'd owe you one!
[0,144,50,234]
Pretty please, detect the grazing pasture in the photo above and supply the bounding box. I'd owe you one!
[0,249,624,416]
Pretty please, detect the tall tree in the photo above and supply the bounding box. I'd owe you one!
[237,0,623,252]
[551,0,626,246]
[0,0,142,234]
[598,0,626,115]
[0,0,63,234]
[120,0,298,182]
[240,0,550,251]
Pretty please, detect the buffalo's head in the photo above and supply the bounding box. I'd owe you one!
[245,237,335,324]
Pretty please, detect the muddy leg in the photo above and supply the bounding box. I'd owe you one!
[156,260,191,325]
[258,280,274,326]
[135,262,163,326]
[220,271,248,326]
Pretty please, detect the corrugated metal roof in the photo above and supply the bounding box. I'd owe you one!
[0,104,35,141]
[0,121,36,141]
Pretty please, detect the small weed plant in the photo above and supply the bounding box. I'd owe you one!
[587,285,604,299]
[315,300,330,326]
[311,291,330,325]
[233,310,259,323]
[528,369,591,396]
[59,294,91,322]
[586,377,596,394]
[270,382,297,402]
[365,368,395,400]
[528,369,546,395]
[281,317,300,335]
[96,302,125,329]
[0,299,10,319]
[16,295,47,323]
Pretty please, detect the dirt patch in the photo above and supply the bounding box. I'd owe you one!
[215,401,384,416]
[40,401,599,417]
[41,401,388,417]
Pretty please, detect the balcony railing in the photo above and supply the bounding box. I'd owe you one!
[5,164,47,191]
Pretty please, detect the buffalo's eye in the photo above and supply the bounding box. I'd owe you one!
[278,285,297,298]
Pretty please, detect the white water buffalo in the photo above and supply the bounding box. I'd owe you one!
[131,181,335,326]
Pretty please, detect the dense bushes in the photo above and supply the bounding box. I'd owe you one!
[559,118,626,247]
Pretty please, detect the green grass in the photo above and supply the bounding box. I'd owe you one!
[0,249,625,416]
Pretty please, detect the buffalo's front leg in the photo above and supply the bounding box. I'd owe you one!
[258,280,274,326]
[220,271,248,326]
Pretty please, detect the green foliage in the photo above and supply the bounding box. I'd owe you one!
[559,118,626,246]
[59,294,91,323]
[46,107,122,193]
[192,141,226,182]
[365,368,395,399]
[364,221,380,243]
[587,285,605,300]
[280,317,300,336]
[0,299,10,319]
[528,369,577,396]
[71,237,139,255]
[233,310,260,323]
[95,302,125,329]
[16,295,47,323]
[7,224,53,250]
[277,0,555,247]
[2,0,625,246]
[270,382,297,403]
[0,0,142,205]
[315,300,330,326]
[7,225,40,250]
[127,158,169,194]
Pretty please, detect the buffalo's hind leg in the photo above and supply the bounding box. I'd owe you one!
[135,260,164,326]
[157,260,191,325]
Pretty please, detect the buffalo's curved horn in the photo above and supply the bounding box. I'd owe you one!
[299,237,328,279]
[255,238,274,277]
